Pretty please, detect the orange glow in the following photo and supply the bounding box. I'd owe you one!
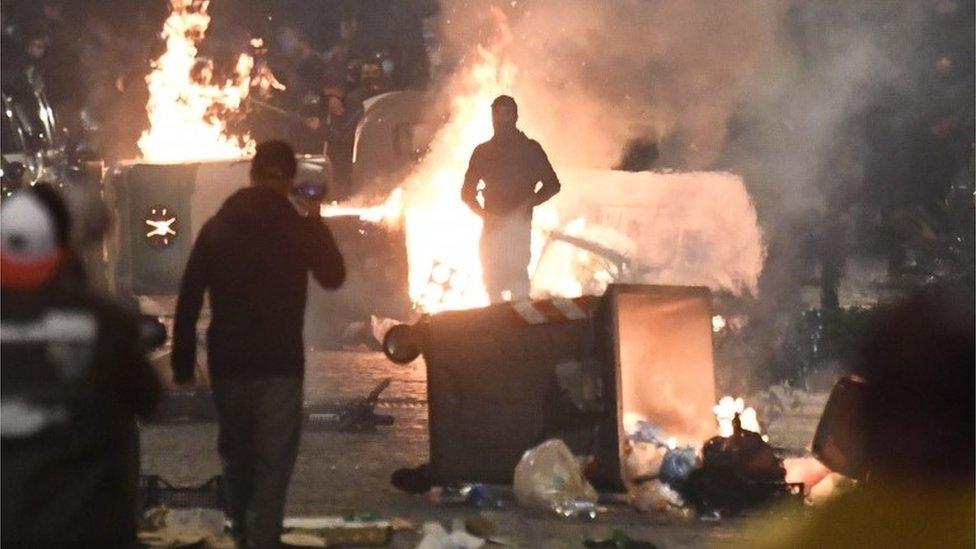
[395,12,516,313]
[318,8,764,313]
[321,188,404,224]
[138,0,255,162]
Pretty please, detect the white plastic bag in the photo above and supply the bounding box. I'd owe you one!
[513,439,598,517]
[414,521,485,549]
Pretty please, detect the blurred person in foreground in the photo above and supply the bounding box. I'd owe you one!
[1,185,161,548]
[754,288,975,548]
[461,95,560,302]
[172,140,345,549]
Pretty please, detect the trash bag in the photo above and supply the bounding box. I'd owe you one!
[630,479,685,512]
[513,439,598,517]
[659,446,699,490]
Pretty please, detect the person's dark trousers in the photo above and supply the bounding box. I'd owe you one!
[211,377,303,549]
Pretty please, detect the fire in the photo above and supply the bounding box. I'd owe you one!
[396,14,517,313]
[319,8,764,313]
[138,0,255,162]
[713,396,764,438]
[321,188,404,224]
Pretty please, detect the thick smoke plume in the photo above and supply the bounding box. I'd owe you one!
[435,0,970,219]
[437,0,782,171]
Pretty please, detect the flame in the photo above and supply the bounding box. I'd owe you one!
[317,7,764,313]
[321,188,404,224]
[711,315,727,333]
[318,19,514,314]
[713,396,765,439]
[138,0,255,162]
[394,13,516,313]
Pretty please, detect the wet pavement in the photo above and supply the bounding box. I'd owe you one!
[140,348,813,548]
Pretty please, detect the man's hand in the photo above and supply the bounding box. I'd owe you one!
[300,195,325,218]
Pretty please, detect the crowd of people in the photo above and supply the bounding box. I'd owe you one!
[1,0,435,179]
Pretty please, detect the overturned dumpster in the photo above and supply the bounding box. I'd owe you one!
[101,158,410,337]
[384,284,717,490]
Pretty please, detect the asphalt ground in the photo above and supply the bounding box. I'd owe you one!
[141,349,823,548]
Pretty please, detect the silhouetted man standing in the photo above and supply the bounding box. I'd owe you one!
[461,95,560,302]
[172,141,345,549]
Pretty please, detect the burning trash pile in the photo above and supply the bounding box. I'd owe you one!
[621,398,798,520]
[617,393,864,521]
[491,392,858,524]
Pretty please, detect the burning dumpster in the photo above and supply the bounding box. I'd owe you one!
[385,284,717,490]
[102,158,410,334]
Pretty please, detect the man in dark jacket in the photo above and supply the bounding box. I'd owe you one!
[461,95,560,302]
[1,185,161,548]
[172,140,345,549]
[304,74,364,199]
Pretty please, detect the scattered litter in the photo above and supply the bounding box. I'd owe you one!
[783,456,831,496]
[684,413,794,515]
[622,440,667,482]
[305,378,395,432]
[630,479,684,512]
[463,515,496,538]
[513,439,599,518]
[391,463,433,494]
[584,529,659,549]
[341,315,401,350]
[391,517,416,531]
[282,516,392,547]
[808,472,857,506]
[281,532,327,547]
[629,420,668,446]
[430,483,502,508]
[659,446,699,490]
[415,521,485,549]
[138,506,227,548]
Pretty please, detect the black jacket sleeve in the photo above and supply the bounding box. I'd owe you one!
[171,223,211,383]
[530,140,560,206]
[461,146,483,213]
[306,217,346,289]
[121,316,162,418]
[99,301,162,419]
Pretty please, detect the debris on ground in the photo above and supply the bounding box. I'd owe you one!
[659,446,699,491]
[513,439,599,518]
[305,378,395,432]
[341,315,402,350]
[463,514,496,538]
[683,413,797,515]
[584,529,660,549]
[282,516,392,547]
[807,472,857,505]
[138,506,228,548]
[415,521,485,549]
[429,483,503,508]
[391,463,433,494]
[783,456,831,497]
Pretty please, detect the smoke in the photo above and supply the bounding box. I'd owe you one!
[437,0,782,170]
[427,0,972,386]
[434,0,971,217]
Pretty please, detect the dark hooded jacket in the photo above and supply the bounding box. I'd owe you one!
[461,130,561,217]
[1,284,161,547]
[172,186,345,380]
